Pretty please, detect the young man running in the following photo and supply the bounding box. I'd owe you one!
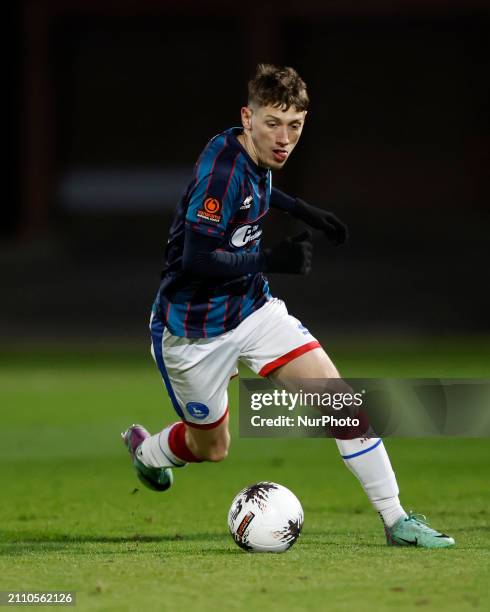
[122,64,454,548]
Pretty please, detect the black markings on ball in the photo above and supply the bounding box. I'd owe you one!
[242,482,278,508]
[274,517,303,549]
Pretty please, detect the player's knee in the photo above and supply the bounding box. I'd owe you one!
[193,440,229,462]
[186,418,230,462]
[189,434,230,462]
[203,443,229,462]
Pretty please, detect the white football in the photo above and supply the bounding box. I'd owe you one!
[228,482,304,553]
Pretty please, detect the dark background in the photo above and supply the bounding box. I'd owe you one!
[4,0,490,342]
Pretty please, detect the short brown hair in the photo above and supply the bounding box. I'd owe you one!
[248,64,309,111]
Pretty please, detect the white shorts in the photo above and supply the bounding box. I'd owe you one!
[150,297,321,428]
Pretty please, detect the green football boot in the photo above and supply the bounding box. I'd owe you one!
[121,424,173,492]
[384,512,455,548]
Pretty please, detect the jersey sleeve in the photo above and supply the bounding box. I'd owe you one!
[183,228,266,277]
[185,140,242,238]
[270,187,297,213]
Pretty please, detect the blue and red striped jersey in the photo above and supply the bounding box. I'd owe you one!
[156,127,272,338]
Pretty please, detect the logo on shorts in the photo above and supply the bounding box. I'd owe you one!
[298,323,310,336]
[197,198,222,223]
[186,402,210,420]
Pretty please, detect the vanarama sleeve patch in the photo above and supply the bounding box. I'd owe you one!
[197,197,222,223]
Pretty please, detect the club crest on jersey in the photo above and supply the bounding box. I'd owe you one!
[240,195,253,210]
[230,224,262,248]
[197,197,221,223]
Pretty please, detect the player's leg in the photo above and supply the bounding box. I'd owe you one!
[270,346,455,547]
[123,312,238,490]
[185,415,231,461]
[267,344,339,378]
[239,298,454,547]
[136,411,230,467]
[270,347,408,530]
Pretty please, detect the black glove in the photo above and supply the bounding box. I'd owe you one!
[294,198,348,246]
[263,230,313,275]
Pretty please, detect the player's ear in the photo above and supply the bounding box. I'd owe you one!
[241,106,253,130]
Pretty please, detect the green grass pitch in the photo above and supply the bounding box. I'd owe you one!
[0,339,489,611]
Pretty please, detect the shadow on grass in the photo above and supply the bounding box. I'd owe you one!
[0,531,237,555]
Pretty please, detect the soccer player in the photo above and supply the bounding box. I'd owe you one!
[122,64,454,548]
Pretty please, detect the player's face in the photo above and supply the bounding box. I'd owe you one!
[240,104,306,170]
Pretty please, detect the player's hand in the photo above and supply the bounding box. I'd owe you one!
[294,198,348,246]
[263,230,313,275]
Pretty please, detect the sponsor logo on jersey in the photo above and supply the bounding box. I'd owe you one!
[186,402,210,420]
[204,197,220,213]
[230,223,262,248]
[197,197,221,223]
[240,195,253,210]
